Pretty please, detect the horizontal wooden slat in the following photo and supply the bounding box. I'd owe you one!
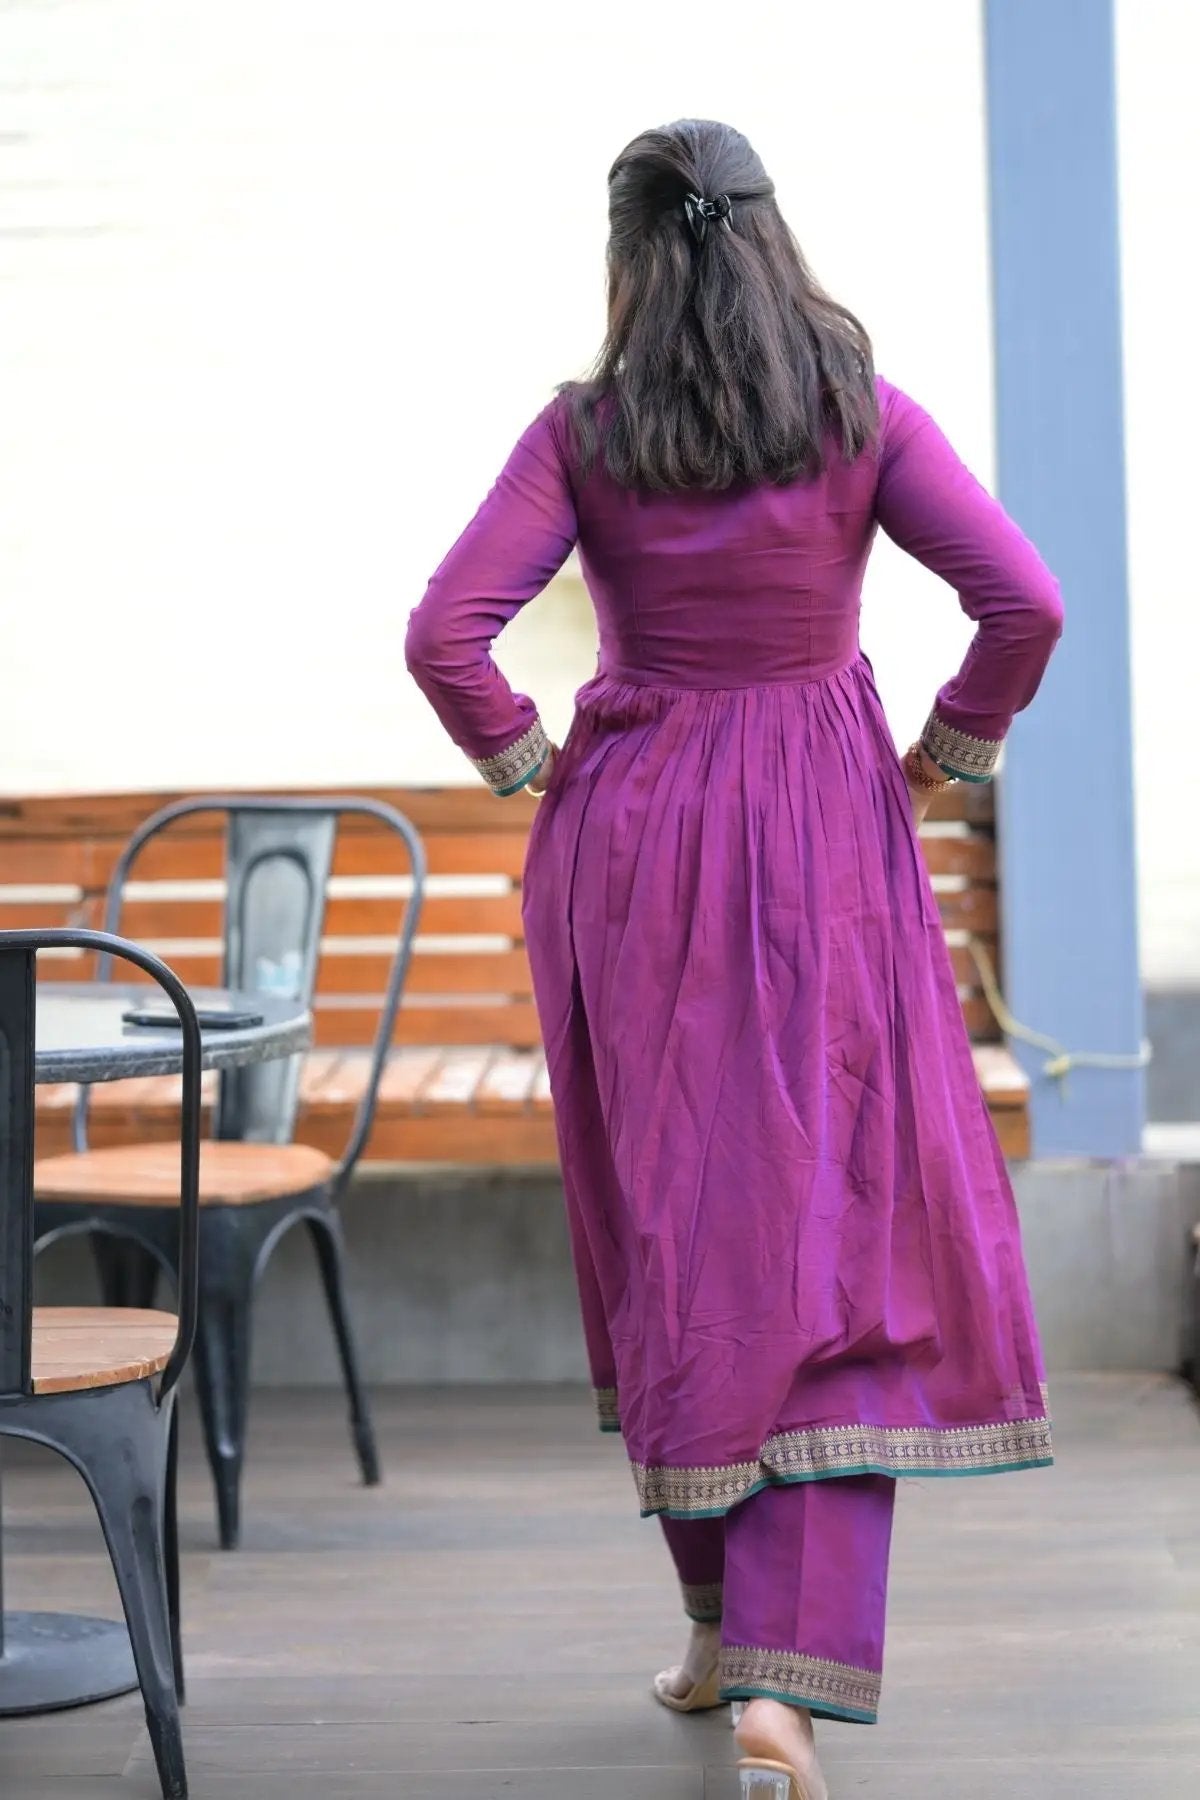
[0,829,480,893]
[334,1112,560,1165]
[404,950,533,996]
[245,950,534,1000]
[925,783,995,826]
[0,841,97,885]
[100,898,220,938]
[920,835,996,881]
[417,835,526,879]
[107,891,524,942]
[936,887,999,935]
[313,1001,542,1049]
[35,952,119,984]
[0,901,90,929]
[35,953,202,987]
[326,832,520,880]
[96,836,224,884]
[86,829,510,888]
[349,892,521,936]
[0,785,536,842]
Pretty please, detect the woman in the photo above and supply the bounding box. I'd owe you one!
[406,118,1060,1800]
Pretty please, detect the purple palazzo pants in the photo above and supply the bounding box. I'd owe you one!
[661,1478,896,1722]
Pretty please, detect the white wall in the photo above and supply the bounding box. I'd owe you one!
[0,0,992,797]
[1116,0,1200,985]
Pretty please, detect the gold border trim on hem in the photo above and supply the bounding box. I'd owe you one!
[720,1646,880,1717]
[633,1404,1052,1516]
[920,709,1002,780]
[681,1581,724,1622]
[595,1387,620,1432]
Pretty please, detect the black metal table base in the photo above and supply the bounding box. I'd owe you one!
[0,1611,136,1715]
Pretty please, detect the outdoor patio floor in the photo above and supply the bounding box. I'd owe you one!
[1,1372,1198,1798]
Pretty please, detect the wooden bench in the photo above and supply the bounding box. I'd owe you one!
[0,782,1030,1165]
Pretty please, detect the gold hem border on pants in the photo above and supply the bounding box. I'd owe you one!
[721,1645,881,1719]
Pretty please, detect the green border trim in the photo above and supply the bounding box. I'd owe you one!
[720,1683,877,1726]
[494,755,547,798]
[935,761,991,784]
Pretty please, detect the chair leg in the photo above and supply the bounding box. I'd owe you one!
[92,1233,161,1308]
[306,1211,381,1486]
[191,1213,258,1550]
[32,1383,186,1798]
[165,1399,184,1702]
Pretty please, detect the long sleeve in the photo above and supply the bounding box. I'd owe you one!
[873,379,1063,780]
[405,399,578,795]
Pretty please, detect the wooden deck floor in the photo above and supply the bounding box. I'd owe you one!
[2,1374,1198,1798]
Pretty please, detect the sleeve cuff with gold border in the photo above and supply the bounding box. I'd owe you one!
[920,710,1002,783]
[471,717,551,797]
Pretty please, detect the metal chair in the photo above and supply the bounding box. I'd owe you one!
[0,929,201,1800]
[32,798,425,1549]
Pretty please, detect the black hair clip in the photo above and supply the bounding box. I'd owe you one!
[682,191,733,246]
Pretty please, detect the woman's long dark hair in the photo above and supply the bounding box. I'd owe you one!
[563,118,877,492]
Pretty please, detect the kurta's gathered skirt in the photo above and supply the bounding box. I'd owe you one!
[522,654,1052,1520]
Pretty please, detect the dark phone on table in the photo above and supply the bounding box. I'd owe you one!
[122,1001,265,1031]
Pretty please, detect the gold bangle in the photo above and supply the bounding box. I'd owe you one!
[527,749,556,799]
[903,742,952,791]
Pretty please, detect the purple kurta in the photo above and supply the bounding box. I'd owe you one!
[407,378,1062,1518]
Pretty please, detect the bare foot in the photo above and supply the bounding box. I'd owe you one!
[652,1620,721,1706]
[735,1698,827,1800]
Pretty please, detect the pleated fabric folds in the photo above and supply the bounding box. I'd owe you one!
[522,656,1051,1519]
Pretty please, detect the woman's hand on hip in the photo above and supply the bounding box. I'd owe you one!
[528,744,560,799]
[903,742,948,828]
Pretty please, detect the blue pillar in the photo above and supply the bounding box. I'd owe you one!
[985,0,1144,1156]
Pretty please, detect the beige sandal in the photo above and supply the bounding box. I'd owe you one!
[651,1664,723,1712]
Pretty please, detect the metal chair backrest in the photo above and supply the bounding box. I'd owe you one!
[79,797,425,1187]
[0,929,202,1403]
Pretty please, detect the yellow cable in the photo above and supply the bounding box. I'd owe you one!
[965,936,1151,1085]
